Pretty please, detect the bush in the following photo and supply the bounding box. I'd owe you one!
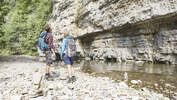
[0,0,53,55]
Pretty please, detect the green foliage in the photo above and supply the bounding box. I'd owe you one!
[0,0,53,55]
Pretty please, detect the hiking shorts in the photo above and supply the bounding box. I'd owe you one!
[63,54,74,65]
[45,50,53,65]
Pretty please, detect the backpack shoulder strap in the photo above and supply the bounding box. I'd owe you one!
[40,31,47,38]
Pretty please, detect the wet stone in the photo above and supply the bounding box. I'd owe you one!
[131,80,142,85]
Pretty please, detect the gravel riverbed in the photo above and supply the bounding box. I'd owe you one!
[0,59,172,100]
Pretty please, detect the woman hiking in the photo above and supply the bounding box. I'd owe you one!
[60,32,76,83]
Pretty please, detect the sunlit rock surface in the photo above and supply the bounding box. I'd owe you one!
[49,0,177,64]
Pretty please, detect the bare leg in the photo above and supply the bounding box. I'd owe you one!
[44,64,51,80]
[46,64,50,74]
[67,64,72,78]
[71,66,74,76]
[70,65,76,82]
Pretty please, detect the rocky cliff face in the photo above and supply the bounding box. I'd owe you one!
[49,0,177,64]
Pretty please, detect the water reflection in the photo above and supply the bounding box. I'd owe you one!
[81,61,177,75]
[80,61,177,97]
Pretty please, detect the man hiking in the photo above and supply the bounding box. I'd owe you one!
[42,24,56,80]
[60,32,76,83]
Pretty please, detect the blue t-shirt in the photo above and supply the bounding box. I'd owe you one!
[60,36,73,57]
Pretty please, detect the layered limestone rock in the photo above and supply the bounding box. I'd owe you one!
[48,0,177,64]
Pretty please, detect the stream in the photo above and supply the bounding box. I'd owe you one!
[79,61,177,98]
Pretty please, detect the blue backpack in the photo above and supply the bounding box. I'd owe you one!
[38,31,49,51]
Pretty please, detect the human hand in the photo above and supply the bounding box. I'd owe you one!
[53,53,56,57]
[52,53,56,60]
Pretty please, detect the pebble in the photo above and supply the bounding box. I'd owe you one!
[0,61,171,100]
[131,80,142,85]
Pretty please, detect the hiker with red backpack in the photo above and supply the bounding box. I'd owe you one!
[38,24,56,80]
[60,32,76,83]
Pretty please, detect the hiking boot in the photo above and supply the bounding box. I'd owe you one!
[44,73,50,80]
[71,76,76,82]
[67,77,72,83]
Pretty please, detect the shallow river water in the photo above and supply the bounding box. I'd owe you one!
[79,61,177,97]
[0,56,177,98]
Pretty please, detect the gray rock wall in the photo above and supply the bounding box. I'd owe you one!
[48,0,177,64]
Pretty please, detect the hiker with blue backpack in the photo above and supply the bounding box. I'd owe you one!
[60,32,76,83]
[38,24,56,80]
